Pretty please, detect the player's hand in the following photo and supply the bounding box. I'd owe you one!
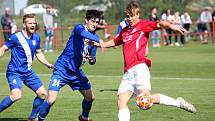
[99,39,106,52]
[46,63,54,70]
[170,24,187,35]
[86,55,95,65]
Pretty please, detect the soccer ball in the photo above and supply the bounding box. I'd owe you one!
[136,93,153,110]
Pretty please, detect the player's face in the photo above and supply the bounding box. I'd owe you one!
[126,12,140,27]
[24,17,37,35]
[85,18,100,31]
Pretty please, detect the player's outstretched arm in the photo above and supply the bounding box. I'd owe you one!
[103,39,116,48]
[0,45,8,57]
[158,21,187,34]
[35,49,54,70]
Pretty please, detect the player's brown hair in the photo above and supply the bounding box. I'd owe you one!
[23,13,36,23]
[125,1,140,16]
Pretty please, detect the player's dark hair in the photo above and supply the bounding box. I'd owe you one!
[23,13,36,23]
[85,10,101,21]
[125,1,140,15]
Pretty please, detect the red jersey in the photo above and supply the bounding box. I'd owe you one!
[114,19,158,72]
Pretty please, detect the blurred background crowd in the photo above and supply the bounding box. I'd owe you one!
[1,0,215,51]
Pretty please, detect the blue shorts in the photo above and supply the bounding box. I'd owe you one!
[48,67,91,91]
[6,70,43,92]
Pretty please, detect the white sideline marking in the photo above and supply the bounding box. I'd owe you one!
[0,73,214,81]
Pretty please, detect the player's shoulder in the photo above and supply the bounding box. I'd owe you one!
[140,19,151,23]
[140,19,157,25]
[32,32,40,39]
[9,31,21,41]
[74,23,84,29]
[10,32,18,38]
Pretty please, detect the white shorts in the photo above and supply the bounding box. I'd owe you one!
[117,63,151,95]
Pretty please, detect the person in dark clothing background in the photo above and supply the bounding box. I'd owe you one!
[1,8,12,41]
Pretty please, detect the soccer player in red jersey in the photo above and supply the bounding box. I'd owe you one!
[103,1,196,121]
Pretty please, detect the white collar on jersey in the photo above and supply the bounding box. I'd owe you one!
[21,30,32,39]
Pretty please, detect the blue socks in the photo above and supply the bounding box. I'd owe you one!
[82,98,93,118]
[29,96,45,119]
[38,101,51,121]
[0,96,14,112]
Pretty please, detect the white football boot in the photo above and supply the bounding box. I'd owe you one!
[176,97,197,113]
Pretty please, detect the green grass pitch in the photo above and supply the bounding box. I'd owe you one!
[0,42,215,121]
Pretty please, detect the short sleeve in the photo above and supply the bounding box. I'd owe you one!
[141,20,159,33]
[75,24,100,42]
[5,36,16,49]
[114,34,123,46]
[36,36,41,50]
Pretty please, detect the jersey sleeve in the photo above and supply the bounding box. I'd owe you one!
[141,20,159,33]
[36,36,41,50]
[74,24,100,43]
[5,35,16,49]
[114,33,123,46]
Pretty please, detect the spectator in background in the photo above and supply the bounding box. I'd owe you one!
[43,6,55,53]
[1,7,12,41]
[166,9,174,46]
[212,10,215,21]
[173,11,182,46]
[11,19,18,34]
[181,11,192,43]
[211,10,215,40]
[197,7,212,44]
[96,11,111,40]
[160,9,168,46]
[149,7,161,47]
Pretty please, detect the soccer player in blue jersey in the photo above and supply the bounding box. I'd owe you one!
[38,10,105,121]
[0,14,54,121]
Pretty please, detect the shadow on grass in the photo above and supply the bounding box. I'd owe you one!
[99,89,118,92]
[0,118,27,121]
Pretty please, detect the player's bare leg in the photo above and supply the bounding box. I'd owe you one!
[118,91,133,121]
[150,93,197,113]
[0,89,21,112]
[38,90,58,121]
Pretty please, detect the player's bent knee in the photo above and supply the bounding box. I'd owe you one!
[37,91,47,99]
[39,92,47,99]
[36,87,47,99]
[47,96,57,105]
[47,99,56,105]
[85,95,95,102]
[117,99,127,109]
[10,93,22,102]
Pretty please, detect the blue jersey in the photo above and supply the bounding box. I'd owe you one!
[55,24,99,72]
[5,31,41,73]
[116,20,129,35]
